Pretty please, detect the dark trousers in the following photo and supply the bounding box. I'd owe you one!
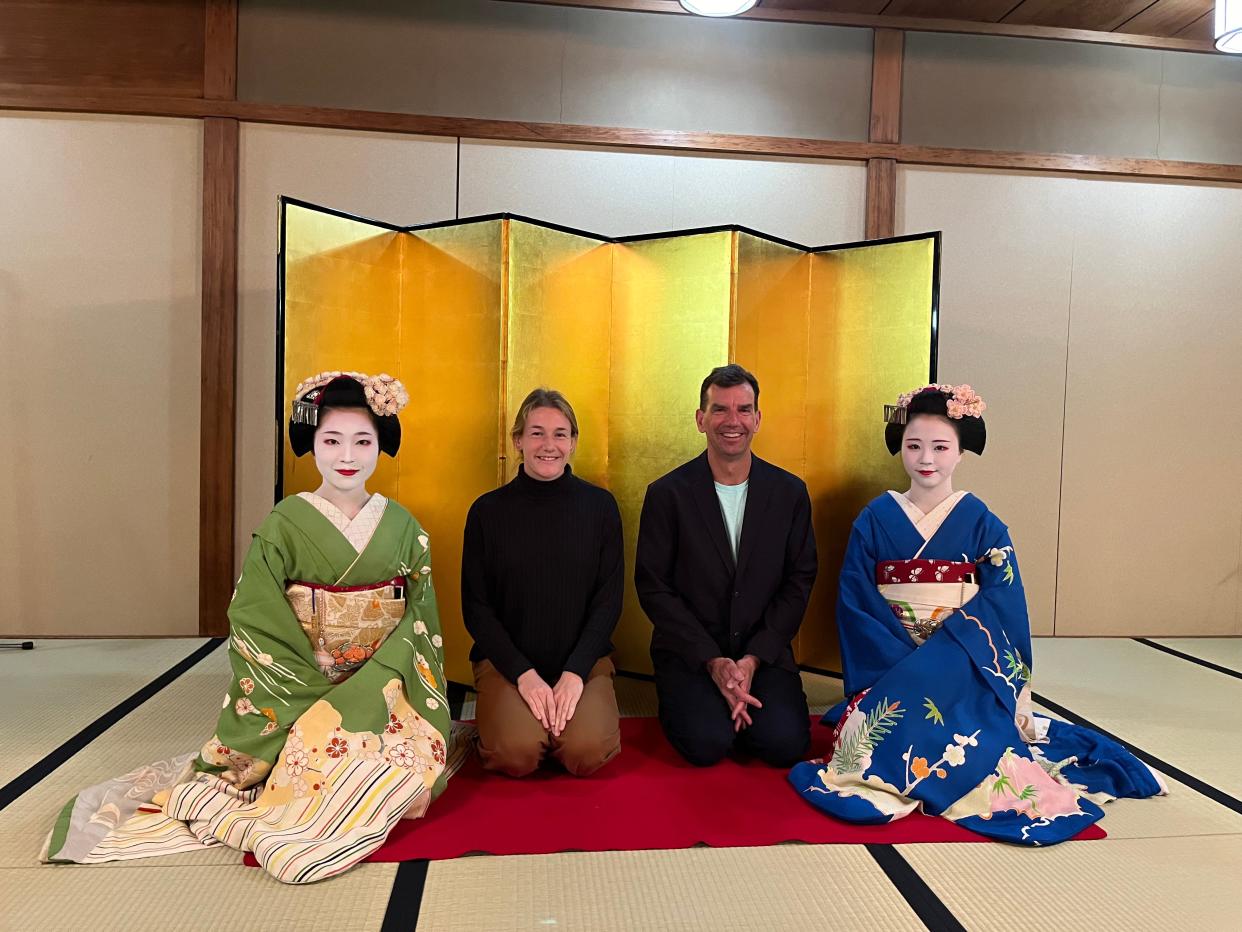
[653,652,810,767]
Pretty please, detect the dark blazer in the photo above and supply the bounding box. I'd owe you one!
[635,452,817,673]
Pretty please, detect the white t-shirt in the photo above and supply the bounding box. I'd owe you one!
[714,479,749,559]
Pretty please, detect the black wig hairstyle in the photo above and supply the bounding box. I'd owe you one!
[289,375,402,457]
[885,388,986,456]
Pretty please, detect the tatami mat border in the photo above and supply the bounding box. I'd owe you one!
[0,637,225,812]
[1133,638,1242,681]
[1031,691,1242,817]
[867,844,966,932]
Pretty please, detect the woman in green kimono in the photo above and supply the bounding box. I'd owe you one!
[43,371,464,884]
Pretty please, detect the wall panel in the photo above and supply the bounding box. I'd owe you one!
[237,124,457,568]
[460,140,866,246]
[1057,178,1242,636]
[238,0,870,141]
[898,166,1077,635]
[0,113,202,636]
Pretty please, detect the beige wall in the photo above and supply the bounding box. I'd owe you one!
[238,0,872,141]
[900,166,1242,637]
[459,140,866,245]
[0,113,202,636]
[903,33,1242,165]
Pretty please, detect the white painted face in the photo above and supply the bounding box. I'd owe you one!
[514,405,577,481]
[312,407,380,496]
[900,413,963,495]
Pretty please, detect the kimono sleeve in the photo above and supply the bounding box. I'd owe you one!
[196,533,328,783]
[836,514,919,698]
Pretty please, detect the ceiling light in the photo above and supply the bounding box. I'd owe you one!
[1218,1,1242,52]
[679,0,759,17]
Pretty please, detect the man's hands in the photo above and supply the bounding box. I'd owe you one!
[707,654,763,732]
[517,668,584,737]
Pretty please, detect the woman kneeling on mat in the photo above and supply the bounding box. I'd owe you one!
[43,371,464,883]
[789,383,1165,844]
[463,387,623,777]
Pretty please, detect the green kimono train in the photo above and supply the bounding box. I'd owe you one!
[42,495,469,884]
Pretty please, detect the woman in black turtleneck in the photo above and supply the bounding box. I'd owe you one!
[462,387,623,777]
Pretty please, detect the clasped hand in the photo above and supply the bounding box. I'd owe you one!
[516,668,583,737]
[707,655,762,732]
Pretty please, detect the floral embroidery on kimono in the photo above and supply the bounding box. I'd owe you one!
[789,492,1165,845]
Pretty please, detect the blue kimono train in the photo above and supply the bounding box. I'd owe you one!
[789,491,1164,845]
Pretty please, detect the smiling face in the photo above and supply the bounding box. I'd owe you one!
[900,413,963,496]
[312,407,380,497]
[696,382,761,462]
[514,405,577,481]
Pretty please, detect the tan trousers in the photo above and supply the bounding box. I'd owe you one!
[473,657,621,778]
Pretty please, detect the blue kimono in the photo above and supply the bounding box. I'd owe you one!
[789,491,1164,845]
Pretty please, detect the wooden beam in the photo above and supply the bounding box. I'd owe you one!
[203,0,238,100]
[869,28,904,144]
[866,28,903,240]
[497,0,1222,53]
[199,116,238,638]
[0,0,206,96]
[865,158,897,238]
[3,92,1242,185]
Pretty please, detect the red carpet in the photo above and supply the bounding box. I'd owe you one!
[244,716,1104,865]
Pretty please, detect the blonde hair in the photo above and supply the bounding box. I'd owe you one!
[511,388,579,456]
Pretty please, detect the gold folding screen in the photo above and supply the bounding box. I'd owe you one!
[279,199,937,682]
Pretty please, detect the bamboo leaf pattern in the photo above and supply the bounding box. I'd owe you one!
[834,698,905,774]
[1003,562,1015,586]
[1003,649,1031,684]
[991,774,1014,796]
[923,697,944,726]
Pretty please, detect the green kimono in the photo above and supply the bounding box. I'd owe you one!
[43,495,464,884]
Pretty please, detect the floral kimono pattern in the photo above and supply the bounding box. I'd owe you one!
[789,492,1164,845]
[43,495,469,883]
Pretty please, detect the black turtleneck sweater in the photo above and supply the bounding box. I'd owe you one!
[462,464,623,684]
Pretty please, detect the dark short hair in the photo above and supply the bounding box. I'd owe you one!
[699,364,759,411]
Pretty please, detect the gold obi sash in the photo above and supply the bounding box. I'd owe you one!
[877,559,979,645]
[285,577,406,683]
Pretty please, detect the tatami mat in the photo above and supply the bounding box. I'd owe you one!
[0,644,233,869]
[1150,637,1242,672]
[0,862,398,932]
[899,834,1242,931]
[1031,637,1242,797]
[5,637,1241,931]
[0,638,207,785]
[417,845,925,932]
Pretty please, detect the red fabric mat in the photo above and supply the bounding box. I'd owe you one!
[244,716,1103,865]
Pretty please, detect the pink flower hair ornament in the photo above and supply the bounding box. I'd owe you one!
[288,370,407,457]
[883,383,987,456]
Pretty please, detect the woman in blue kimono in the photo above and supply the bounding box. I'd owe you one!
[789,383,1165,844]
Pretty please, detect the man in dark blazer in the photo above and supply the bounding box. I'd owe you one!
[635,364,817,767]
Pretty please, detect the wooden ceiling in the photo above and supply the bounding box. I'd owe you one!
[761,0,1215,39]
[507,1,1220,49]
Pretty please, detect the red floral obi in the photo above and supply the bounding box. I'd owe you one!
[876,559,975,585]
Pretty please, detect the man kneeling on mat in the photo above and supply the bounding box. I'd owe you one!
[462,388,624,777]
[636,364,818,767]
